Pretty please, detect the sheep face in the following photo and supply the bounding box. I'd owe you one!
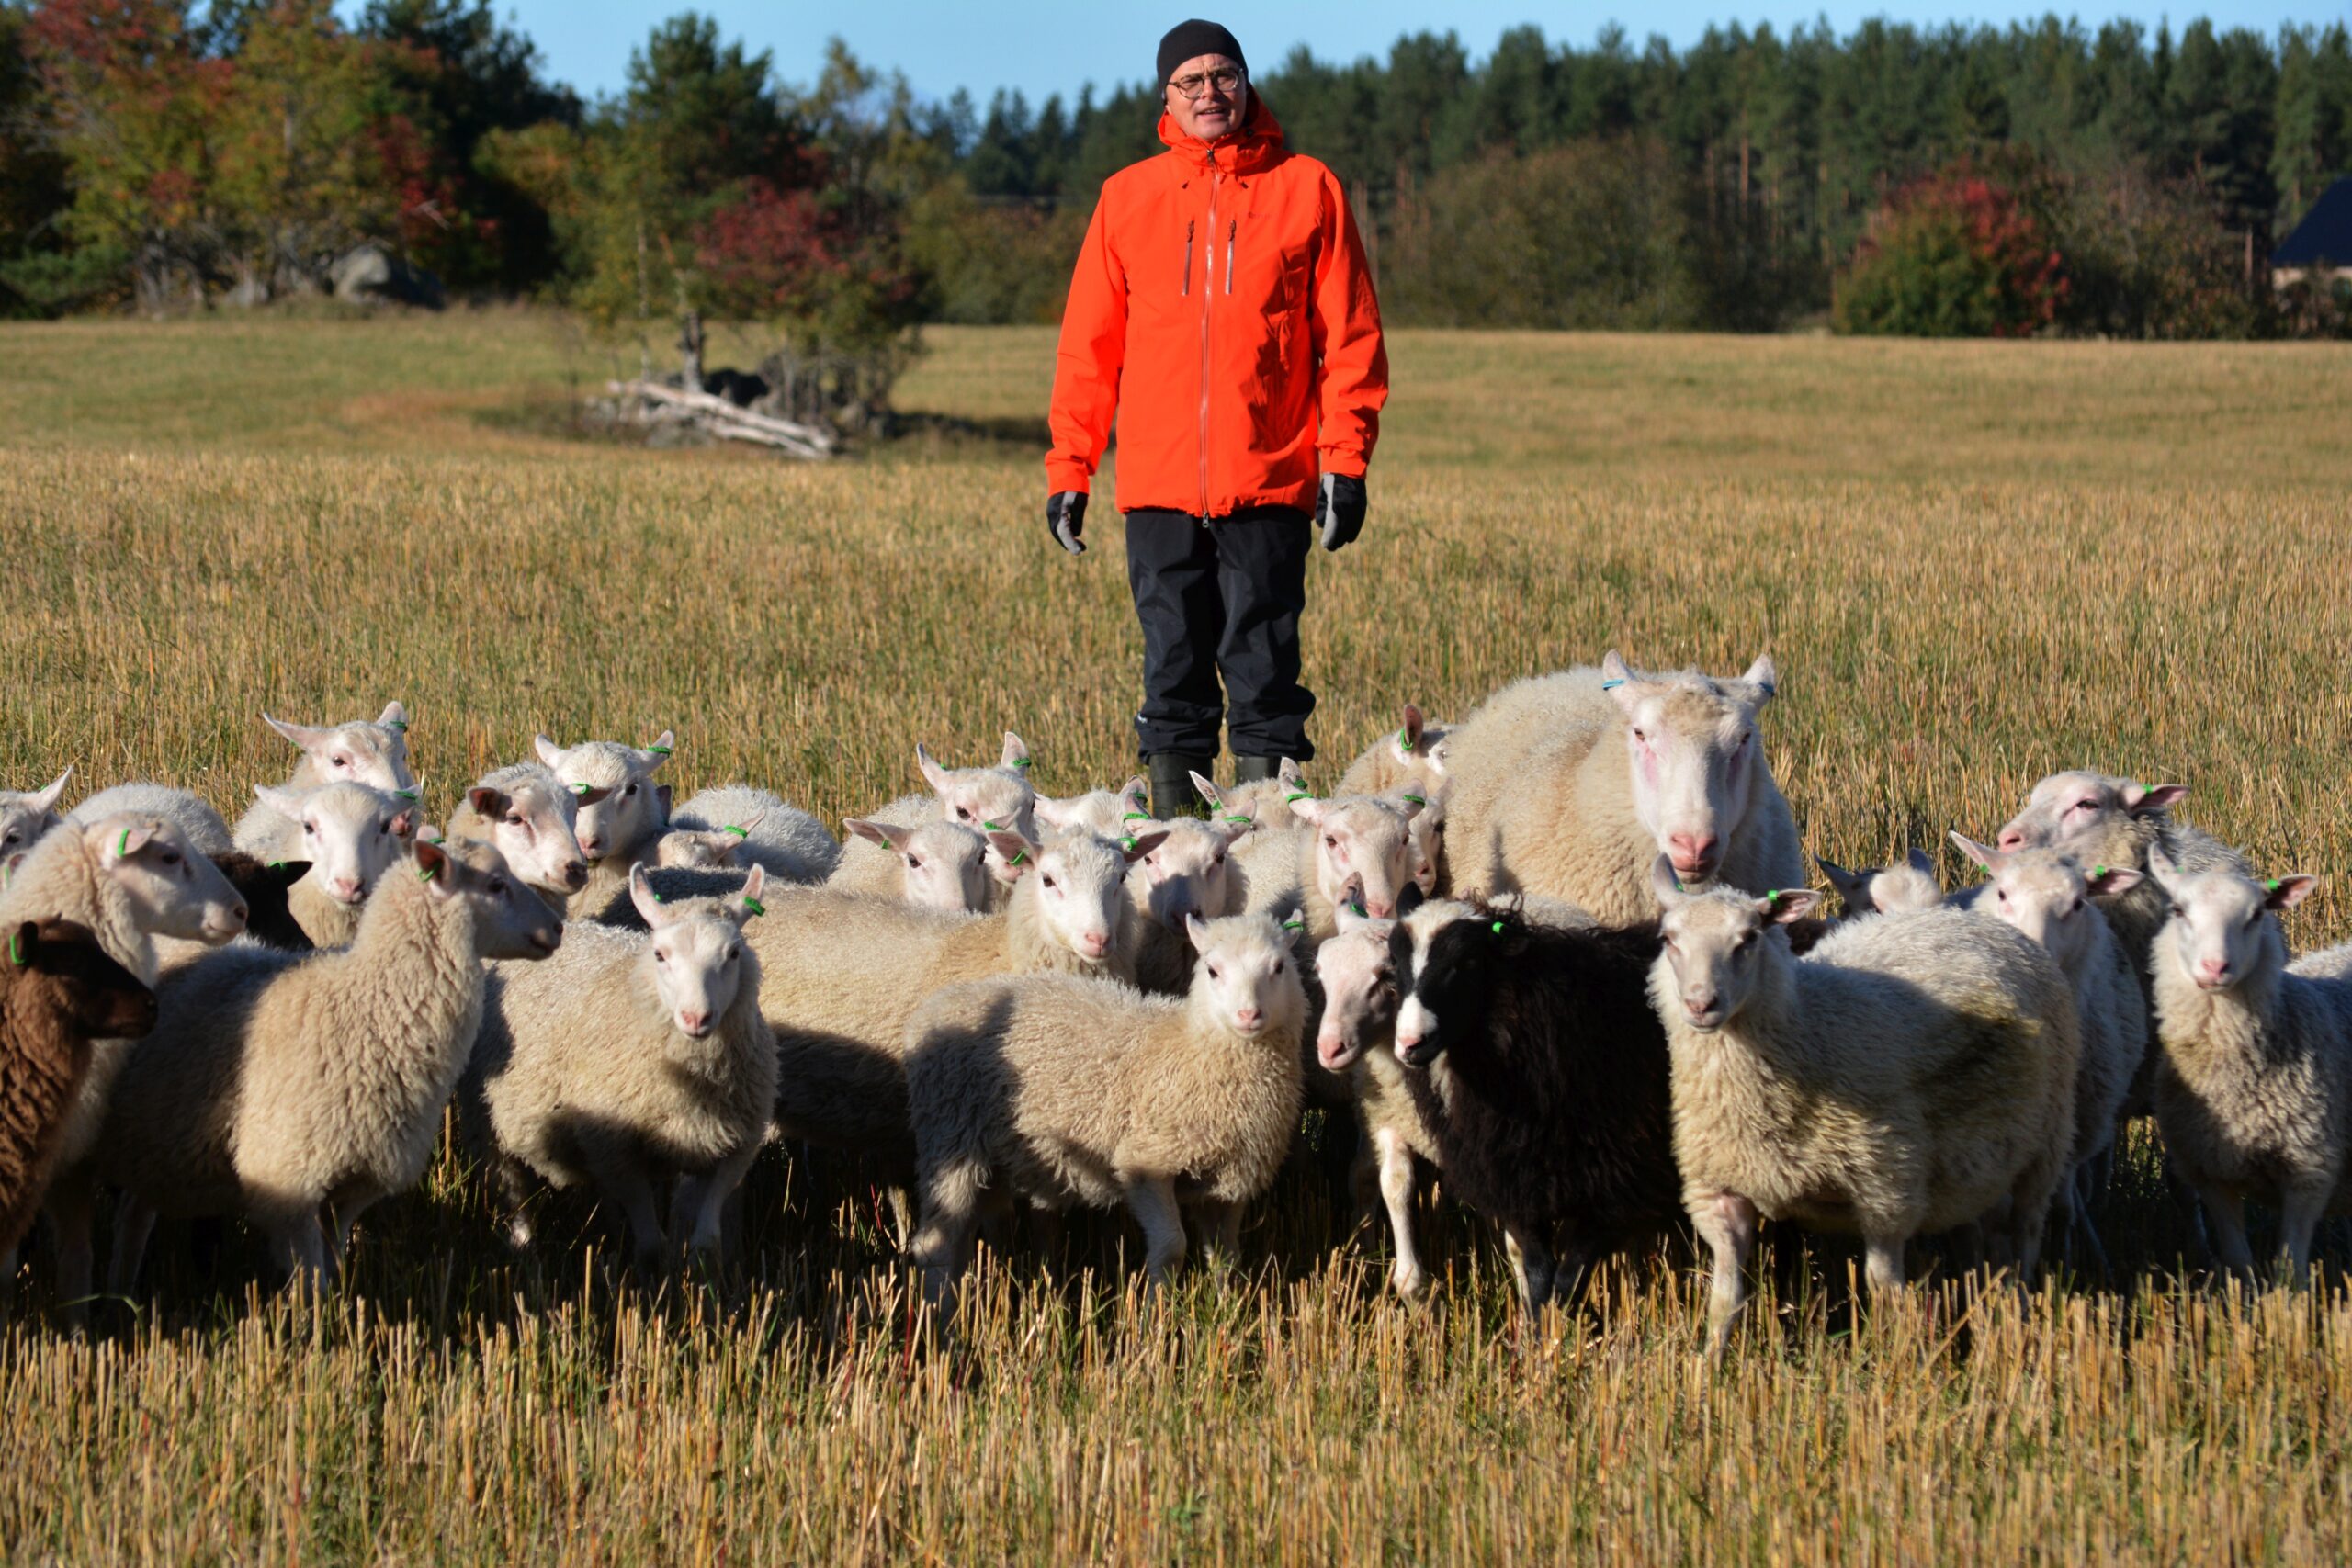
[843,818,989,912]
[1291,795,1421,920]
[0,769,71,858]
[1995,771,2187,863]
[84,813,249,943]
[6,917,157,1040]
[535,732,672,865]
[1951,836,2138,970]
[472,780,594,897]
[1313,912,1398,1070]
[1028,829,1149,963]
[630,865,764,1039]
[914,740,1038,843]
[1135,813,1247,929]
[1184,913,1306,1041]
[1652,856,1817,1032]
[265,704,417,798]
[1602,651,1777,886]
[1406,784,1450,896]
[417,838,561,960]
[2146,851,2312,994]
[653,830,741,871]
[1386,898,1487,1068]
[257,783,416,910]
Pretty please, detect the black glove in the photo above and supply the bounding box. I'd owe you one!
[1317,473,1366,552]
[1046,491,1088,555]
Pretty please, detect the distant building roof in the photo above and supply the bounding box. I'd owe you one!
[2275,178,2352,267]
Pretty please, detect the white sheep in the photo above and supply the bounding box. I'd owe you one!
[1951,832,2147,1273]
[1195,769,1308,921]
[1816,848,1945,917]
[1125,779,1255,992]
[666,784,839,885]
[532,730,675,916]
[1035,775,1150,839]
[830,736,1040,892]
[99,837,561,1290]
[1337,703,1453,799]
[70,782,235,858]
[1287,785,1430,937]
[252,782,419,947]
[0,769,73,859]
[1442,651,1807,923]
[1649,858,2078,1358]
[232,704,418,858]
[446,764,602,903]
[1314,903,1441,1300]
[904,911,1307,1308]
[466,865,775,1267]
[0,813,248,1307]
[2143,852,2352,1281]
[831,818,991,912]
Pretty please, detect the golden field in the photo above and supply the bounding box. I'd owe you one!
[0,311,2349,1562]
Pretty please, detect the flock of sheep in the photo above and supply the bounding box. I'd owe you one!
[1,650,2346,1358]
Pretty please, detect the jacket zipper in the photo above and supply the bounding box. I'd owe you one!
[1225,219,1236,294]
[1198,164,1218,520]
[1181,220,1193,298]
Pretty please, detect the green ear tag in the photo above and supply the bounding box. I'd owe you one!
[1012,757,1032,771]
[394,790,418,802]
[266,860,286,869]
[1281,919,1305,931]
[2265,879,2283,893]
[116,829,130,858]
[1007,850,1028,866]
[1349,900,1367,918]
[646,744,673,757]
[742,896,766,917]
[7,932,21,966]
[1396,727,1413,753]
[571,783,590,795]
[2091,865,2109,878]
[387,719,408,731]
[1283,791,1314,804]
[1122,811,1151,823]
[418,861,438,883]
[1120,836,1139,852]
[1403,794,1427,807]
[722,825,750,838]
[1490,920,1506,934]
[982,820,1003,833]
[1763,890,1781,905]
[1225,814,1252,826]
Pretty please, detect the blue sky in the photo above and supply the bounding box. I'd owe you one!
[502,1,2352,106]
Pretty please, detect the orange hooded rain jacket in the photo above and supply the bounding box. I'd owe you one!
[1046,100,1388,519]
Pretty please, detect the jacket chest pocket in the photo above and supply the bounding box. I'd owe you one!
[1225,211,1315,318]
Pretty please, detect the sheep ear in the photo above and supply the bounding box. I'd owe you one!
[1001,731,1030,772]
[2146,846,2180,888]
[533,734,566,769]
[1398,702,1426,756]
[2085,864,2142,898]
[571,784,612,807]
[388,807,417,840]
[1396,880,1426,916]
[656,783,673,824]
[1288,795,1327,827]
[2127,783,2188,817]
[2265,874,2318,911]
[1184,912,1212,953]
[639,732,675,771]
[1390,790,1427,821]
[1119,776,1149,814]
[1763,888,1820,923]
[263,713,333,752]
[1740,654,1778,703]
[254,783,305,818]
[1816,857,1862,904]
[1906,846,1935,876]
[467,786,508,821]
[1650,853,1689,907]
[730,864,769,922]
[377,701,409,732]
[1215,814,1257,844]
[985,829,1034,871]
[8,919,36,966]
[1277,757,1307,792]
[1188,771,1224,809]
[413,839,456,895]
[1949,831,2001,874]
[269,859,311,889]
[1333,897,1370,934]
[29,768,71,814]
[1121,829,1169,864]
[845,818,910,851]
[629,863,671,927]
[916,744,951,794]
[736,807,768,834]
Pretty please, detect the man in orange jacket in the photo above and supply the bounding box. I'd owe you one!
[1045,19,1389,818]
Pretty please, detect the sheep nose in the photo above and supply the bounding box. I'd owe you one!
[1668,834,1720,874]
[1997,828,2026,852]
[578,836,605,858]
[561,862,588,890]
[1685,993,1720,1020]
[2198,957,2232,987]
[1235,1007,1264,1032]
[228,902,249,928]
[678,1010,711,1036]
[1078,931,1110,957]
[328,876,363,902]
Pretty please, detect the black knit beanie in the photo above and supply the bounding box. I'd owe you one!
[1157,20,1246,85]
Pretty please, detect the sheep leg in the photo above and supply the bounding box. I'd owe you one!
[668,1177,703,1250]
[1502,1224,1556,1315]
[1374,1128,1428,1301]
[43,1168,97,1325]
[1123,1175,1187,1288]
[1691,1191,1759,1361]
[1188,1199,1243,1273]
[329,1185,385,1271]
[106,1195,157,1298]
[911,1156,987,1314]
[687,1143,763,1260]
[1861,1233,1907,1294]
[596,1161,667,1273]
[2198,1186,2256,1280]
[2277,1187,2330,1288]
[262,1206,329,1292]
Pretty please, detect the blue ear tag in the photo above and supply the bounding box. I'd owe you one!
[1600,679,1625,690]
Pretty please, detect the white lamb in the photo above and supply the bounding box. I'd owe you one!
[1126,780,1255,993]
[1315,903,1442,1300]
[904,911,1307,1309]
[533,730,675,917]
[663,784,838,885]
[99,837,561,1290]
[466,865,775,1268]
[831,818,991,912]
[1951,832,2147,1273]
[1337,703,1453,799]
[446,765,601,903]
[253,782,419,948]
[0,769,73,858]
[1442,651,1807,923]
[830,736,1040,891]
[70,783,235,858]
[1816,848,1945,917]
[2143,852,2352,1282]
[232,704,417,858]
[0,813,248,1306]
[1287,785,1430,937]
[1035,775,1151,839]
[1649,857,2078,1358]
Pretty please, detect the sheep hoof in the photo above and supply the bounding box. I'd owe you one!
[1392,1263,1430,1302]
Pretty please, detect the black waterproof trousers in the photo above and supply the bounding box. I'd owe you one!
[1124,507,1316,762]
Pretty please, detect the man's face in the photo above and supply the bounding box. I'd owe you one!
[1166,52,1247,141]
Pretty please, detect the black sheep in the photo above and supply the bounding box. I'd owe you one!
[209,853,313,952]
[1390,900,1684,1312]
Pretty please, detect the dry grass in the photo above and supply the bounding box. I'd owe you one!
[1,311,2349,1562]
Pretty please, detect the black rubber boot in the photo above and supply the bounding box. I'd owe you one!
[1232,755,1279,785]
[1148,751,1212,820]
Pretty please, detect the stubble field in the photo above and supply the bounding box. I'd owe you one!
[1,311,2349,1562]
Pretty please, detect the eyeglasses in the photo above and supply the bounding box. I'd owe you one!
[1167,67,1245,99]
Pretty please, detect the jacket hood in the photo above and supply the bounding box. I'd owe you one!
[1157,96,1285,174]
